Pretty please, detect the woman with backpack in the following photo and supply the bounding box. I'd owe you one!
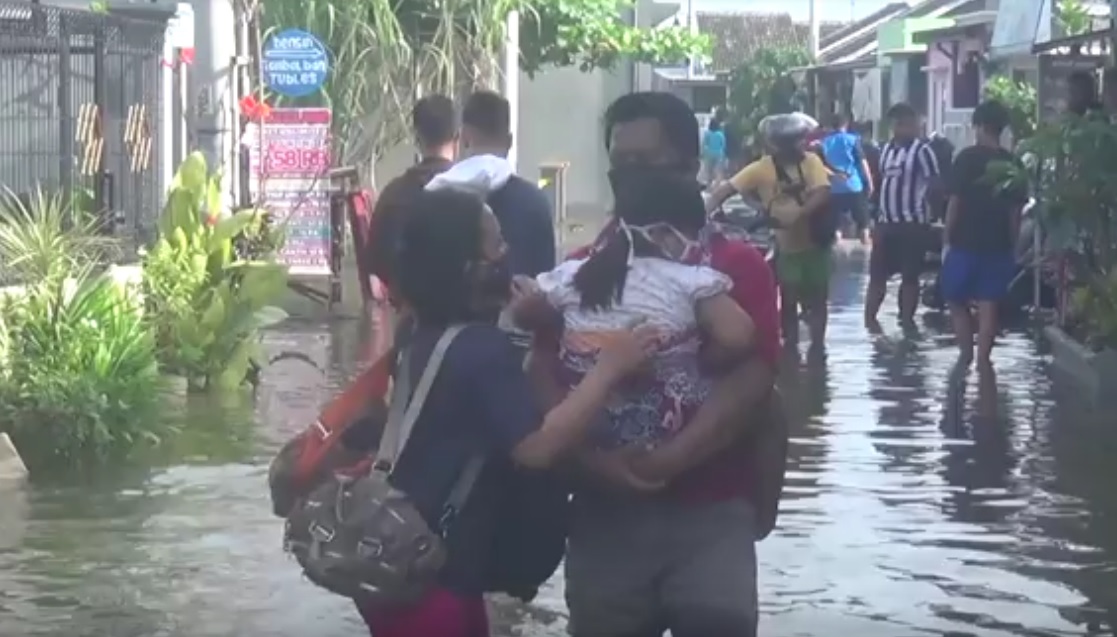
[346,187,657,637]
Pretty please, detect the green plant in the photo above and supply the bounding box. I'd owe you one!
[142,152,289,391]
[1055,0,1092,37]
[983,75,1037,141]
[993,115,1117,348]
[726,46,811,138]
[0,190,163,461]
[257,0,708,177]
[0,189,117,285]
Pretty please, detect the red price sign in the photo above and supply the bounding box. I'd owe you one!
[264,146,329,174]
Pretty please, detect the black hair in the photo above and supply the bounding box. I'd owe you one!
[462,90,511,137]
[603,91,700,160]
[887,102,917,121]
[572,177,705,311]
[972,100,1010,136]
[395,188,486,326]
[708,119,722,132]
[412,95,457,148]
[829,113,849,129]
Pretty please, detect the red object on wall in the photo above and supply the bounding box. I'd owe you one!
[345,188,384,304]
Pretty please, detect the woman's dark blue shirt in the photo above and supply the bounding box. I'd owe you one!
[344,323,544,594]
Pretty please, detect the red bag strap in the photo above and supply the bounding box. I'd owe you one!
[292,352,392,484]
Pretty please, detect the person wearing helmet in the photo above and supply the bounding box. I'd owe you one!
[706,113,833,346]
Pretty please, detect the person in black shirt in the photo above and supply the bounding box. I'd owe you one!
[941,100,1028,367]
[367,95,457,298]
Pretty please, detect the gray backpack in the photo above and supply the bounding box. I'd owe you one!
[283,326,485,607]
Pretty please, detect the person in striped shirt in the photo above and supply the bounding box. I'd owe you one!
[865,103,941,329]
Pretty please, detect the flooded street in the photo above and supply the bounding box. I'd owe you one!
[3,249,1117,637]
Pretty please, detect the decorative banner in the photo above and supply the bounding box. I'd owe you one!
[261,28,330,98]
[246,107,332,276]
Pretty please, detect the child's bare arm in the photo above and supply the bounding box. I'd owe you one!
[695,292,755,370]
[525,346,567,410]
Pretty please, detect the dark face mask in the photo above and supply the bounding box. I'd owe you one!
[469,257,512,320]
[608,164,686,211]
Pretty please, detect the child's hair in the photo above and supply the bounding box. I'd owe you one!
[572,176,705,311]
[396,188,487,326]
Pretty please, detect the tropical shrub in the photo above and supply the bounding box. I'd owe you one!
[142,152,289,391]
[0,190,163,461]
[726,46,811,138]
[989,114,1117,349]
[983,75,1037,141]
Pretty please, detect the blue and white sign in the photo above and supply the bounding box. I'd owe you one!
[262,29,330,98]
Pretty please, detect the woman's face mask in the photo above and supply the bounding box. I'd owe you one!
[467,256,513,322]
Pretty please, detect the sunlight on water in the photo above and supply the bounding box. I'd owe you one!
[2,250,1116,637]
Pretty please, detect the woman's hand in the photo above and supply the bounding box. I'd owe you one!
[511,275,541,300]
[595,323,661,382]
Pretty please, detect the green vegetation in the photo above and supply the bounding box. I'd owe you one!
[983,75,1037,142]
[0,154,290,469]
[0,190,162,461]
[256,0,709,170]
[725,46,811,142]
[142,153,288,392]
[1055,0,1092,37]
[989,115,1117,349]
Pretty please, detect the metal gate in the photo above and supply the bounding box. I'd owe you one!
[0,2,165,251]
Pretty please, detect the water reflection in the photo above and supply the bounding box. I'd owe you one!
[3,269,1117,636]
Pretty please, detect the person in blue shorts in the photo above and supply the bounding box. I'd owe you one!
[941,100,1028,367]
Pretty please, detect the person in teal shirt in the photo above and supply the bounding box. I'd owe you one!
[702,118,727,186]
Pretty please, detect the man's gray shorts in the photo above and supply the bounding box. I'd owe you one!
[565,495,759,637]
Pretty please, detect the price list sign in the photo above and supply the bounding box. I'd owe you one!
[246,107,333,276]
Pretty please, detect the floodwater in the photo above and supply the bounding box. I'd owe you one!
[3,249,1117,637]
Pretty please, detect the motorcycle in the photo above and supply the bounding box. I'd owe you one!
[709,197,775,261]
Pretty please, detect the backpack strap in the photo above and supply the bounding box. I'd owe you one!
[772,158,807,205]
[374,325,465,472]
[373,324,484,535]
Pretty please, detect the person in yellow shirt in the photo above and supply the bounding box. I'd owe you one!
[706,116,832,345]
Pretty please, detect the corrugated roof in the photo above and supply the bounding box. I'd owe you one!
[694,11,847,73]
[818,2,911,58]
[816,2,912,64]
[810,0,986,70]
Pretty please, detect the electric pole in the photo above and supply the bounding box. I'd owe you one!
[503,10,520,170]
[808,0,820,61]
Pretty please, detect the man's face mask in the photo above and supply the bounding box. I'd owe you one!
[623,221,702,264]
[608,163,687,211]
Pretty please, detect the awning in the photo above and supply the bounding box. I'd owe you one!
[1031,28,1111,55]
[793,41,879,74]
[911,10,997,44]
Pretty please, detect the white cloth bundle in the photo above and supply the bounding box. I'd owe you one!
[424,154,514,195]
